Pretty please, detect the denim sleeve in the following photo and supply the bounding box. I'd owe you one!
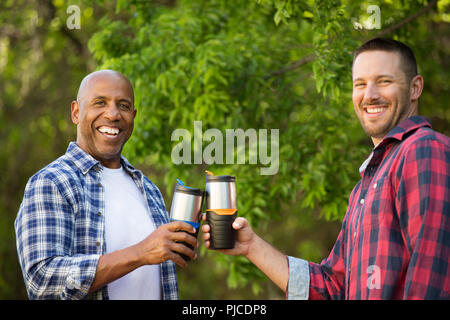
[287,256,310,300]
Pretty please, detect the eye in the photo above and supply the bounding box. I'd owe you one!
[378,79,392,85]
[119,103,131,111]
[94,100,106,106]
[354,82,365,88]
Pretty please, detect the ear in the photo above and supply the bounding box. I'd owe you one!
[410,75,423,102]
[71,101,80,125]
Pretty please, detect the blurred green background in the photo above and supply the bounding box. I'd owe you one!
[0,0,448,299]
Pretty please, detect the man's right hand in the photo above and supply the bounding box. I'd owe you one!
[201,215,255,258]
[89,221,198,293]
[135,221,198,268]
[201,214,289,292]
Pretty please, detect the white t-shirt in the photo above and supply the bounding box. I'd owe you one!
[101,165,161,300]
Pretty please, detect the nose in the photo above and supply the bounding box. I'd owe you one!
[103,103,121,121]
[363,82,381,104]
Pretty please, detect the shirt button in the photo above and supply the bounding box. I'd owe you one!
[353,232,357,238]
[360,198,365,204]
[96,241,101,247]
[97,182,102,187]
[97,211,102,216]
[373,183,377,189]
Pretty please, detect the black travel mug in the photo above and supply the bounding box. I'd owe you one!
[205,172,237,250]
[169,179,204,261]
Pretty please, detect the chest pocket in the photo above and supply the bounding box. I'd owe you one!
[360,174,392,231]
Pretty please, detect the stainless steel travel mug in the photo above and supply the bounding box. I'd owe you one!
[169,179,204,261]
[205,172,237,249]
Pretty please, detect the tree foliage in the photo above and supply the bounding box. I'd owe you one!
[1,0,448,299]
[86,0,448,297]
[0,0,112,298]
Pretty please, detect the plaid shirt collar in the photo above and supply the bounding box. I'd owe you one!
[378,115,431,147]
[359,115,432,176]
[66,141,139,176]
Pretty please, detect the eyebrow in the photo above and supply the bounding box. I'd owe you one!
[353,74,395,82]
[91,96,132,105]
[91,96,109,102]
[117,98,132,105]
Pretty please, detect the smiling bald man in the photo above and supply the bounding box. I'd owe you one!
[15,70,197,300]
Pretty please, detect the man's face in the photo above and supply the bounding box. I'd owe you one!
[352,50,416,145]
[71,72,136,168]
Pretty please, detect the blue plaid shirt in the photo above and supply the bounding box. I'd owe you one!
[15,142,179,300]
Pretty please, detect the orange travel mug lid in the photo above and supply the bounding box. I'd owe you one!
[206,208,237,215]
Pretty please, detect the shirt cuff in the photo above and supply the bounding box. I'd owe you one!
[63,254,101,299]
[286,256,310,300]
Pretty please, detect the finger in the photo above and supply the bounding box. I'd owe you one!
[232,217,247,230]
[201,223,210,233]
[172,231,198,248]
[203,240,210,249]
[202,232,210,241]
[167,220,196,234]
[169,251,188,268]
[201,212,206,221]
[171,242,196,260]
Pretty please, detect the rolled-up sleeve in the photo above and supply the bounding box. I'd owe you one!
[286,256,310,300]
[15,175,100,299]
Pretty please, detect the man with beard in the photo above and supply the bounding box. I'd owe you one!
[202,38,450,299]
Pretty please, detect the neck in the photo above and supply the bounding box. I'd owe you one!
[75,141,122,169]
[100,159,122,169]
[371,137,382,147]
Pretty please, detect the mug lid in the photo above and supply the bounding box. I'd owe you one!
[205,175,236,183]
[175,179,203,196]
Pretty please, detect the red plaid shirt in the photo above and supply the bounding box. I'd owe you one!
[308,116,450,299]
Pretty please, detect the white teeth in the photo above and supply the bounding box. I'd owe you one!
[366,107,385,114]
[98,126,119,135]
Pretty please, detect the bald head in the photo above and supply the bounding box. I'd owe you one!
[76,69,134,104]
[71,69,137,168]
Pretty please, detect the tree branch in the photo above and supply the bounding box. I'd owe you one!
[43,0,84,55]
[264,54,316,79]
[374,0,438,38]
[263,0,439,79]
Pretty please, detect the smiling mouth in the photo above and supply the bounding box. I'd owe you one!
[363,105,388,117]
[97,125,121,136]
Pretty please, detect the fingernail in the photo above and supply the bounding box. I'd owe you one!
[233,221,241,228]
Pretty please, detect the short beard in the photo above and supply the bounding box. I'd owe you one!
[359,94,412,141]
[360,118,393,140]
